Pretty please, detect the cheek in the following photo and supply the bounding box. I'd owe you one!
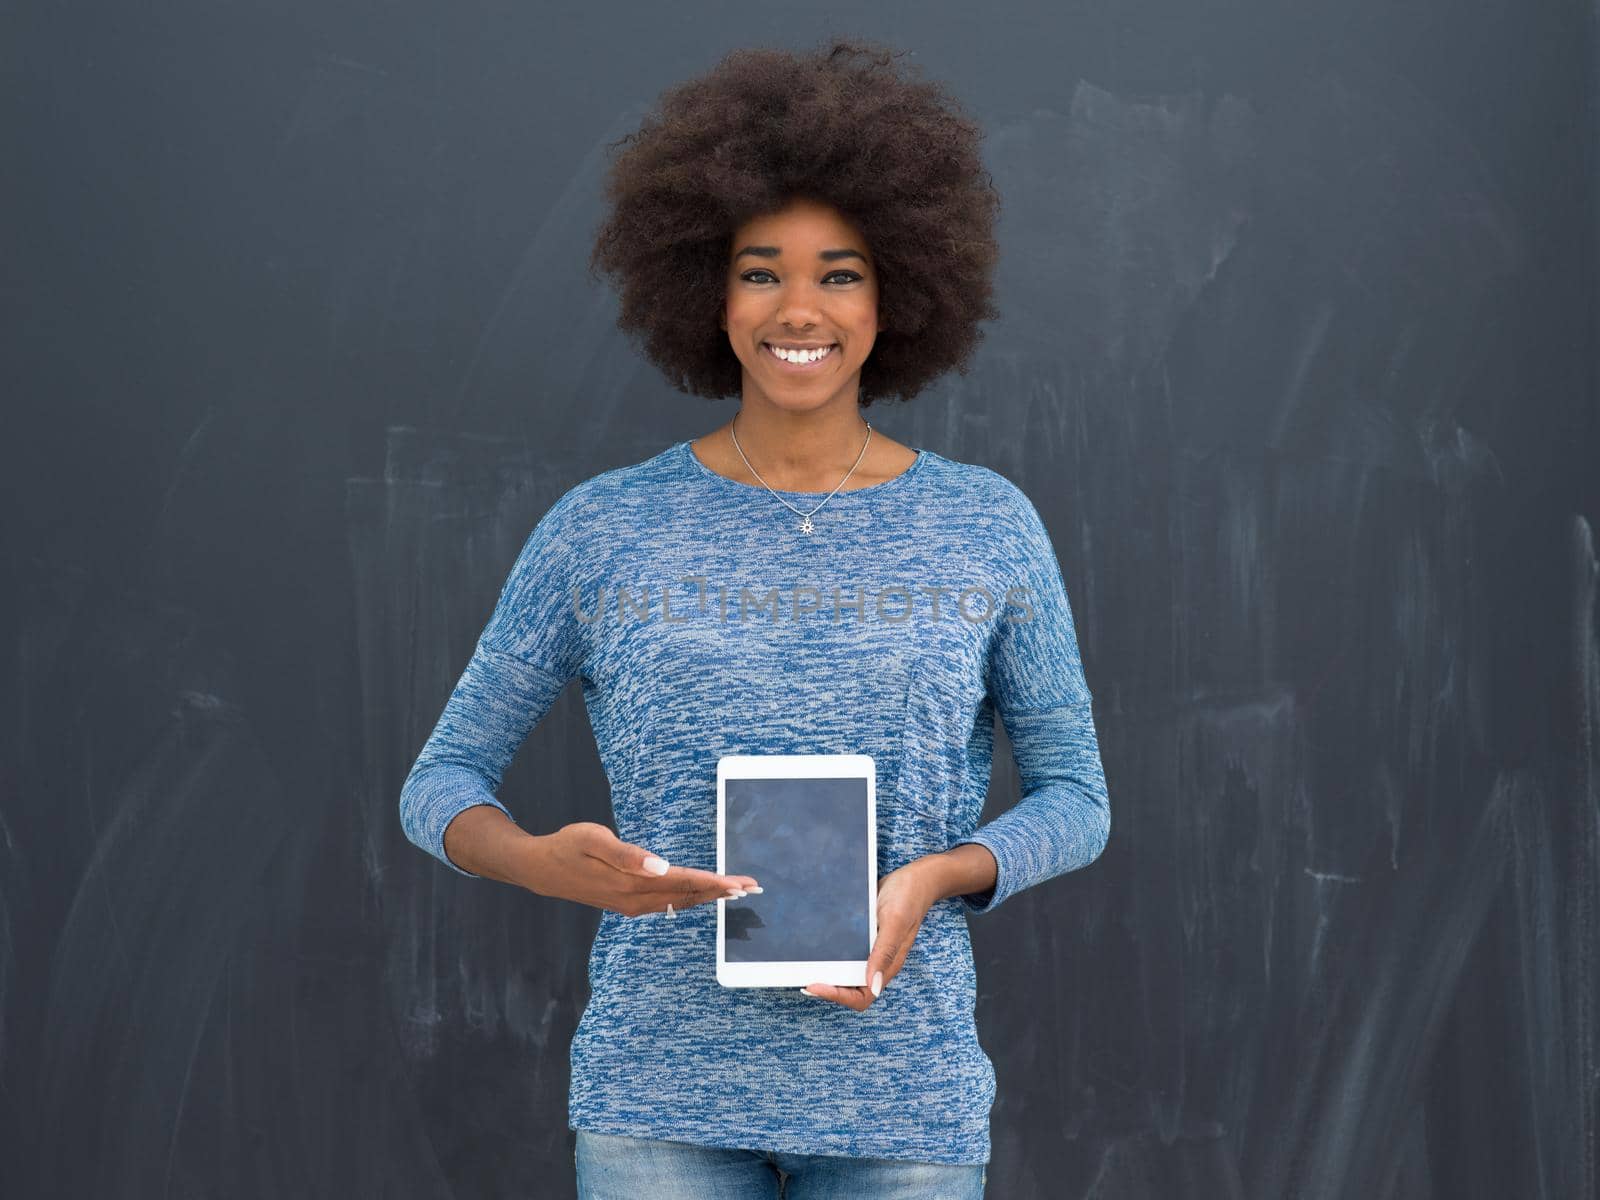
[722,293,757,332]
[851,290,880,330]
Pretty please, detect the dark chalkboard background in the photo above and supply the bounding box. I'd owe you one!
[4,2,1596,1197]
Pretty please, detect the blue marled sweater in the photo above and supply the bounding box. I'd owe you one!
[399,438,1109,1165]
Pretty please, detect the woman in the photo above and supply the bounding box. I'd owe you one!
[399,38,1109,1199]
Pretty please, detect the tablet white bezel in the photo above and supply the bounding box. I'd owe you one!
[715,753,877,989]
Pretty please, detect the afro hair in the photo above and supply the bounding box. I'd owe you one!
[587,38,1002,407]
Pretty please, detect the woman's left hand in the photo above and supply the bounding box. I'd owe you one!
[799,858,941,1011]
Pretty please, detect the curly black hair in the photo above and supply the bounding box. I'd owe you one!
[587,38,1002,407]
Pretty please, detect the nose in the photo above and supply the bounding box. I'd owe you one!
[774,279,825,329]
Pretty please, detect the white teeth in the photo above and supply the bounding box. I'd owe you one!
[766,343,835,364]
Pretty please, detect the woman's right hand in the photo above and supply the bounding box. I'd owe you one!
[528,821,760,916]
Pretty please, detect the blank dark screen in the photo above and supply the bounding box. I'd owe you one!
[724,777,870,962]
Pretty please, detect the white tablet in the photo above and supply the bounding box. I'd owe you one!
[715,753,877,989]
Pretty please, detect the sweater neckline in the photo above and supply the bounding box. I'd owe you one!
[675,438,929,501]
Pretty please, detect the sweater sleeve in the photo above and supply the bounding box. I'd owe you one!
[951,489,1109,914]
[398,489,589,877]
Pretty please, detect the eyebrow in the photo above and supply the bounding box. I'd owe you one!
[733,245,868,264]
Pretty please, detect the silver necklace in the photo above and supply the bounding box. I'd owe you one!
[728,417,873,535]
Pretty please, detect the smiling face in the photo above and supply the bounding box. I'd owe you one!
[720,196,881,412]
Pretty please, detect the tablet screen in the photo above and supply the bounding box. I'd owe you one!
[723,776,871,963]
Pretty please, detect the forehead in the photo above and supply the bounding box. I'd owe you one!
[729,198,870,252]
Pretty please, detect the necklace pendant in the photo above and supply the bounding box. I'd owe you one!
[799,515,815,535]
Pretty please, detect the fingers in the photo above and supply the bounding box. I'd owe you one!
[599,830,759,916]
[681,874,762,908]
[615,839,756,891]
[618,840,757,893]
[802,938,897,1011]
[679,876,714,909]
[665,869,760,905]
[798,981,876,1011]
[656,859,758,892]
[628,868,761,917]
[871,935,906,981]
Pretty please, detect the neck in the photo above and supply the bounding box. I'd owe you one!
[727,407,872,485]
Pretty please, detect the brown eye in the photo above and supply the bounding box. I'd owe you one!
[740,269,862,284]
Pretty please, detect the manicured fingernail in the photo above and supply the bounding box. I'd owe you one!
[871,971,883,997]
[745,886,763,893]
[800,986,819,996]
[724,889,746,899]
[643,856,669,875]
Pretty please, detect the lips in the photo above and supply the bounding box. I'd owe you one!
[763,342,838,369]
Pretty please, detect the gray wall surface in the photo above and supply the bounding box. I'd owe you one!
[4,2,1597,1197]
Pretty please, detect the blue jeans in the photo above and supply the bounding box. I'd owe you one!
[574,1129,987,1199]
